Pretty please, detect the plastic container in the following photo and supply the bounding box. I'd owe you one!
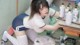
[72,8,78,22]
[65,11,72,25]
[60,3,65,18]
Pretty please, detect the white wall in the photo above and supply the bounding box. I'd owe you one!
[0,0,31,37]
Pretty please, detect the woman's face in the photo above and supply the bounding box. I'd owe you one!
[39,5,49,17]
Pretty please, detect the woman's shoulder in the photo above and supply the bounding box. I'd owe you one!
[32,13,42,19]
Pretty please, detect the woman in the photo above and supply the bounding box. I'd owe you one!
[2,0,61,45]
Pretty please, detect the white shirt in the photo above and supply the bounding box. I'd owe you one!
[24,8,55,33]
[23,14,45,33]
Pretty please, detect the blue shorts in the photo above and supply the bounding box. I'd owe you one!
[12,13,29,31]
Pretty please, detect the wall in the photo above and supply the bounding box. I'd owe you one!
[0,0,31,37]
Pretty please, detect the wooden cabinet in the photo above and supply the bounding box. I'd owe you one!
[63,26,80,37]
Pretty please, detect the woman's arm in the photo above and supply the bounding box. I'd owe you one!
[42,22,61,31]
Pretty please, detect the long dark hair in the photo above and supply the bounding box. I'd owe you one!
[29,0,49,20]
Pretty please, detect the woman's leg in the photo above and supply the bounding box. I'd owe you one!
[14,30,28,45]
[2,27,14,42]
[2,13,28,45]
[2,31,18,45]
[27,29,38,42]
[11,13,28,45]
[12,25,28,45]
[8,26,14,35]
[2,30,28,45]
[2,26,28,45]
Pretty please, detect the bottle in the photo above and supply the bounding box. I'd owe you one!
[65,5,70,20]
[65,5,70,13]
[65,9,72,25]
[72,4,78,22]
[60,3,65,18]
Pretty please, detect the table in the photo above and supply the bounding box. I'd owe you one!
[57,18,80,37]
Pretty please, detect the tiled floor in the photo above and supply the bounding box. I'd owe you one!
[0,38,34,45]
